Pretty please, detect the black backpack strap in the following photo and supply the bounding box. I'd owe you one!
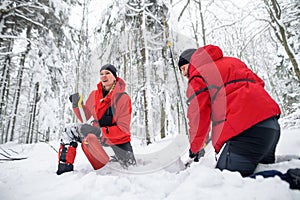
[223,78,255,87]
[186,85,219,105]
[186,78,255,105]
[111,92,128,115]
[115,92,127,105]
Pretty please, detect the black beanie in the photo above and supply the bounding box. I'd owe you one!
[178,49,197,70]
[100,64,117,78]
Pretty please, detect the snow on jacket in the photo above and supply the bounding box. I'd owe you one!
[186,45,281,153]
[73,77,132,145]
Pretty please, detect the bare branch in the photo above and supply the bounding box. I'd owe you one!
[177,0,190,22]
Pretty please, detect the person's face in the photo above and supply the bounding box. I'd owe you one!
[180,64,189,77]
[100,69,116,90]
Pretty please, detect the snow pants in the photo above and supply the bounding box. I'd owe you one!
[111,142,136,166]
[216,116,280,177]
[111,142,134,158]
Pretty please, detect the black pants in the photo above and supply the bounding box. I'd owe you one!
[111,142,133,153]
[111,142,135,162]
[216,116,280,177]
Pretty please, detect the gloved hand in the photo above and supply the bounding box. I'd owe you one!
[69,93,82,108]
[69,141,78,148]
[189,148,205,162]
[79,124,102,137]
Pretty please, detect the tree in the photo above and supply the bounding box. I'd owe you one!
[94,0,186,144]
[0,0,78,143]
[263,0,300,82]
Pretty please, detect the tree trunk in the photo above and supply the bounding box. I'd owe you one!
[265,0,300,82]
[9,25,32,141]
[1,56,11,143]
[45,127,50,142]
[160,104,166,139]
[139,1,151,145]
[198,0,206,45]
[1,25,14,143]
[29,82,39,143]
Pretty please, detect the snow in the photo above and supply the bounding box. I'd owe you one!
[0,129,299,200]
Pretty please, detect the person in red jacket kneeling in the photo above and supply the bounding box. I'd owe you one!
[178,45,281,176]
[178,45,300,190]
[69,64,136,169]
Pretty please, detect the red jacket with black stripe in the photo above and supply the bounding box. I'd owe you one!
[186,45,281,153]
[73,77,132,145]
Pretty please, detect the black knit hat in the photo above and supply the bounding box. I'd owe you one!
[100,64,117,78]
[178,49,197,70]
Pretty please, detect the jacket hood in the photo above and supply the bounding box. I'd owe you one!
[188,45,223,77]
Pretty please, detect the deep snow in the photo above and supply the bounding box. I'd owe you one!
[0,128,299,200]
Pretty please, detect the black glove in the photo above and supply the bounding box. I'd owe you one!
[69,93,81,108]
[79,124,102,137]
[70,141,78,148]
[189,148,205,162]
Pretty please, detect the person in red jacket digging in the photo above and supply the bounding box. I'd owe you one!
[57,64,136,175]
[178,45,300,190]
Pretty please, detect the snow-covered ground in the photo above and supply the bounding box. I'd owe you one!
[0,129,299,200]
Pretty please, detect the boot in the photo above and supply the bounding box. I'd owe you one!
[56,163,74,175]
[56,142,77,175]
[286,168,300,190]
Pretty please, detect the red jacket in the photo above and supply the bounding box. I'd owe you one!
[73,77,132,145]
[187,45,281,153]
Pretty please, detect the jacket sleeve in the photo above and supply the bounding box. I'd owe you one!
[187,79,211,153]
[72,91,95,122]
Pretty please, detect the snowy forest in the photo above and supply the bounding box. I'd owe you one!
[0,0,299,145]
